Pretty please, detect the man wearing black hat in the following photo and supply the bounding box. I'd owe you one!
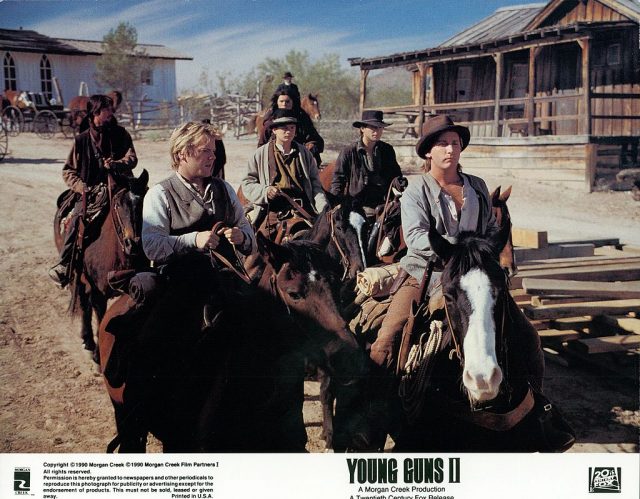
[275,71,301,108]
[242,108,327,238]
[330,110,403,259]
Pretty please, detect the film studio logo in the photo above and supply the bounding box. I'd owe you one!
[589,467,621,493]
[14,467,30,495]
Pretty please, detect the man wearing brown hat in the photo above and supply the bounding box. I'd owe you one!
[329,110,403,260]
[242,108,327,238]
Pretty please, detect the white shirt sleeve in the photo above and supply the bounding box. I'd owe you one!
[142,183,198,265]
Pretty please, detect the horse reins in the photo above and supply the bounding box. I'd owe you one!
[327,205,351,280]
[207,221,252,284]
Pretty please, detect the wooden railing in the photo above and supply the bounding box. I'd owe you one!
[367,91,640,138]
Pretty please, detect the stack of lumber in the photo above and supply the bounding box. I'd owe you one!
[508,229,640,378]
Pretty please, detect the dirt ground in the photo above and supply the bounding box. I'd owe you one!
[0,132,638,454]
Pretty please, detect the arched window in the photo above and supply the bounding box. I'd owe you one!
[40,55,53,100]
[3,52,16,91]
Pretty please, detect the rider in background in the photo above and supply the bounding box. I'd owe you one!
[259,89,324,167]
[49,93,137,288]
[275,71,300,107]
[330,110,403,260]
[242,109,327,239]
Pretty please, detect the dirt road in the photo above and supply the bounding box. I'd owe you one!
[0,132,637,453]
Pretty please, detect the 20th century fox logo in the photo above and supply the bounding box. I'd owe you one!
[589,467,621,493]
[14,467,30,495]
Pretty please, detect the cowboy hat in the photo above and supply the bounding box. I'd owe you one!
[283,71,294,78]
[352,110,390,128]
[415,114,470,158]
[267,109,298,129]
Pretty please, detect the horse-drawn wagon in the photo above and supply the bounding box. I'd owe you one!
[1,90,74,139]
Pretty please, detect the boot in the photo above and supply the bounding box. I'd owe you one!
[49,262,70,288]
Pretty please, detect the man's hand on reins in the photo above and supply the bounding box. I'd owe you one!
[218,226,245,246]
[266,186,280,201]
[196,230,221,250]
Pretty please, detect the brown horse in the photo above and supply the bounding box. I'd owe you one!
[98,234,368,452]
[54,169,148,362]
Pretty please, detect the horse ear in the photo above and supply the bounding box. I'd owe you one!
[490,205,512,254]
[138,168,149,188]
[490,186,501,207]
[257,232,291,271]
[500,185,512,202]
[427,212,453,261]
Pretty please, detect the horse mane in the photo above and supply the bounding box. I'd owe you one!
[441,231,507,287]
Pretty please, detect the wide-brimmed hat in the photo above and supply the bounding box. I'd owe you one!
[352,110,390,128]
[268,109,298,129]
[283,71,294,78]
[415,114,470,158]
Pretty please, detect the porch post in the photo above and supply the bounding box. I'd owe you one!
[528,47,540,136]
[493,52,503,137]
[417,63,428,135]
[359,69,369,115]
[578,38,591,135]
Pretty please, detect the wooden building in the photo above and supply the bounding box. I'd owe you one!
[1,28,191,111]
[349,0,640,191]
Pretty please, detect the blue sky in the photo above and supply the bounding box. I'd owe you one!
[1,0,535,91]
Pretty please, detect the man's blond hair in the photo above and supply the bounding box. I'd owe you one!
[169,122,221,170]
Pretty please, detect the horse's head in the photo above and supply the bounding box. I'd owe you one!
[429,218,511,405]
[308,191,367,280]
[302,93,321,120]
[491,186,517,277]
[111,169,149,259]
[257,233,367,383]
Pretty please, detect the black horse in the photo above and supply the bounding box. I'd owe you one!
[99,233,369,452]
[387,217,574,452]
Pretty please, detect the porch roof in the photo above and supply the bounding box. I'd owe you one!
[348,3,636,70]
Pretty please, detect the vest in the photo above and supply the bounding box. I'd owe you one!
[158,175,234,236]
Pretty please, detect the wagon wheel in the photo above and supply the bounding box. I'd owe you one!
[33,110,58,139]
[1,106,24,136]
[0,124,7,161]
[59,113,74,138]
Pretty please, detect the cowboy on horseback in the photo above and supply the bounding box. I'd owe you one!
[330,110,405,263]
[49,94,137,288]
[143,121,254,272]
[242,108,327,242]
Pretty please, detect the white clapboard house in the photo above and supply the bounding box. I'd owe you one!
[1,27,192,113]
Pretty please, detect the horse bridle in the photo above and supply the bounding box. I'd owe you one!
[327,205,352,280]
[106,174,132,254]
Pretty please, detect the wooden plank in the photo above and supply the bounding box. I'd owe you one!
[538,329,581,342]
[512,228,548,248]
[530,295,611,306]
[567,335,640,354]
[522,299,640,320]
[511,262,640,289]
[518,254,640,271]
[514,243,595,263]
[523,278,640,299]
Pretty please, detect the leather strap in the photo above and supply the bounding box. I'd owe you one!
[433,387,535,432]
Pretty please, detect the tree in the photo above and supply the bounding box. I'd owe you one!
[95,22,152,102]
